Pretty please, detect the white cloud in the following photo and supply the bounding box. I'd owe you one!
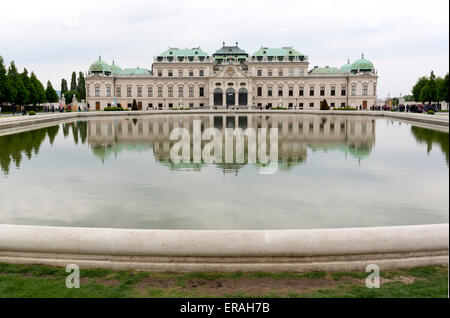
[0,0,448,98]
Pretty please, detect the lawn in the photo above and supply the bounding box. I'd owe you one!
[0,262,447,298]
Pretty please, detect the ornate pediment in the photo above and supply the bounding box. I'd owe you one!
[212,65,248,79]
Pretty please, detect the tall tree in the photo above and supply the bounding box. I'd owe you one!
[6,61,18,105]
[70,71,77,91]
[20,68,33,105]
[61,78,68,98]
[8,62,28,106]
[412,76,428,102]
[0,56,12,106]
[437,73,449,103]
[77,72,86,101]
[29,72,47,106]
[45,81,59,103]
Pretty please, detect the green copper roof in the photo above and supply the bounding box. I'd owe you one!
[158,48,209,57]
[89,57,111,73]
[309,66,343,74]
[340,59,352,73]
[110,61,122,74]
[351,54,374,71]
[253,47,303,57]
[213,43,248,56]
[121,67,151,75]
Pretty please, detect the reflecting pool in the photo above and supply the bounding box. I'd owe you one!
[0,114,448,230]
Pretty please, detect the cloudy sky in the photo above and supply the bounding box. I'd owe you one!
[0,0,448,98]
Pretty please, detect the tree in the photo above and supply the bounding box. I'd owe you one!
[0,56,12,106]
[6,61,18,105]
[64,90,80,105]
[61,78,68,98]
[403,95,414,102]
[45,81,59,103]
[70,72,77,91]
[29,72,47,107]
[8,62,28,106]
[420,81,435,105]
[21,68,33,106]
[320,99,330,110]
[412,76,428,102]
[131,99,138,110]
[437,73,449,103]
[77,72,86,101]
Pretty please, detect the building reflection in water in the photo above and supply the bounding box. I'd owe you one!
[86,114,376,173]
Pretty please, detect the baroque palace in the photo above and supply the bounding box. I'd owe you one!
[85,43,378,111]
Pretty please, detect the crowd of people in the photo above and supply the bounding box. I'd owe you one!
[369,103,442,113]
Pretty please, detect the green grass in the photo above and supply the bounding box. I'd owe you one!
[0,262,447,298]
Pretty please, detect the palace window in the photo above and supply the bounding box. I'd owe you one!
[168,86,173,97]
[300,69,305,76]
[320,86,325,96]
[352,85,357,96]
[95,86,100,97]
[363,85,368,96]
[299,103,304,109]
[158,86,163,97]
[268,87,273,97]
[127,86,132,97]
[168,70,173,77]
[341,86,346,96]
[189,70,194,77]
[331,102,335,108]
[278,88,283,97]
[299,87,304,96]
[257,87,262,97]
[278,69,283,76]
[178,86,183,97]
[106,86,111,97]
[257,69,262,76]
[373,83,377,95]
[199,87,204,97]
[331,86,336,96]
[178,70,183,77]
[289,87,293,96]
[310,102,314,107]
[199,70,204,77]
[137,86,142,97]
[158,70,162,77]
[116,87,121,97]
[148,86,153,97]
[289,69,294,77]
[341,102,346,107]
[309,86,315,96]
[86,85,90,97]
[268,69,273,77]
[189,86,194,97]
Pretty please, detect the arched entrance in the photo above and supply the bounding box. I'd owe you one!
[226,88,235,107]
[238,88,248,106]
[214,88,223,106]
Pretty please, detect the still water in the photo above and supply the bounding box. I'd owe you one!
[0,114,448,230]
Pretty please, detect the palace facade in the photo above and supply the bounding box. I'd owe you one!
[85,43,378,111]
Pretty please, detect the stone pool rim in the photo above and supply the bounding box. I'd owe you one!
[0,110,448,272]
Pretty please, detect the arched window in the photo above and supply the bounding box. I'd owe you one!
[214,88,223,106]
[238,88,248,106]
[226,88,235,107]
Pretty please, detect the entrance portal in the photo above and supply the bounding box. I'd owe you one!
[226,88,235,107]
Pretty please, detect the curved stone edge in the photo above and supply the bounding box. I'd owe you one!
[0,224,448,272]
